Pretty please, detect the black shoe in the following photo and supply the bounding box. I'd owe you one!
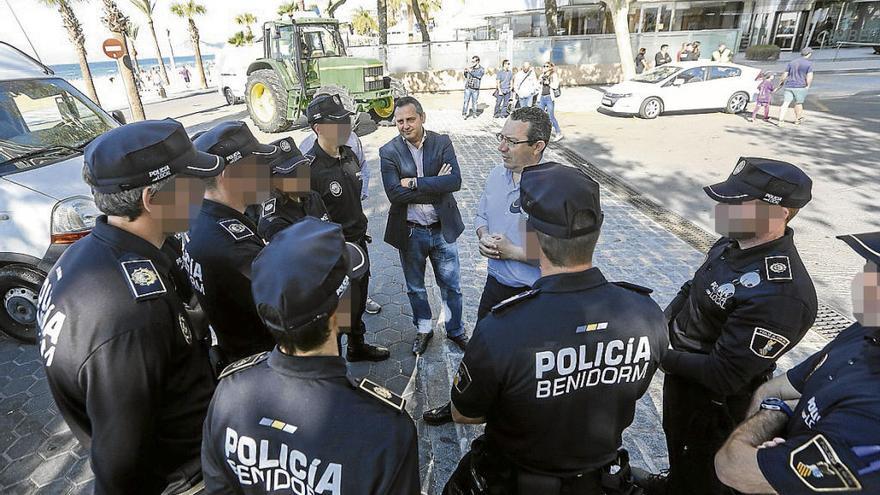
[347,338,390,362]
[632,467,669,495]
[412,331,434,355]
[447,333,469,351]
[423,402,453,425]
[462,114,469,120]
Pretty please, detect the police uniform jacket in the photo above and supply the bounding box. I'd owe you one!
[257,191,329,242]
[183,199,274,362]
[307,142,367,242]
[664,228,818,396]
[37,216,216,494]
[451,268,668,475]
[756,322,880,493]
[202,350,420,494]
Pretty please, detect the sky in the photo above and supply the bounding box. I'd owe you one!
[0,0,534,65]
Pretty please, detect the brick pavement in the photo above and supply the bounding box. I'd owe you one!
[0,109,829,494]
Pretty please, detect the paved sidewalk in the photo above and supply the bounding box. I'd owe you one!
[0,110,830,494]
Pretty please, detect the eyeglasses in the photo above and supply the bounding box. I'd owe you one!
[496,133,538,146]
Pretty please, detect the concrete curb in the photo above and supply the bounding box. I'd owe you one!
[813,68,880,74]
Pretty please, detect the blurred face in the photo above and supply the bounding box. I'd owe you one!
[853,263,880,327]
[272,166,312,196]
[497,119,543,171]
[147,175,205,234]
[221,157,272,205]
[714,200,788,240]
[314,121,352,144]
[394,103,426,144]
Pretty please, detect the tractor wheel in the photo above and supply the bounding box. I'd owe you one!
[369,97,395,122]
[246,69,291,133]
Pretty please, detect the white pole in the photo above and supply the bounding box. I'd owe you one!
[166,28,178,71]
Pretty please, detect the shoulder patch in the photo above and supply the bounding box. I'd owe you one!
[358,378,405,412]
[765,255,793,281]
[453,362,472,394]
[121,259,166,301]
[261,198,277,218]
[750,327,791,359]
[491,288,540,314]
[789,434,862,491]
[219,351,269,379]
[218,219,255,241]
[613,281,654,295]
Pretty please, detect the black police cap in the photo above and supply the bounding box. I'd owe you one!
[251,218,368,332]
[837,232,880,267]
[267,137,312,176]
[84,118,224,193]
[306,94,354,125]
[520,162,604,239]
[192,121,279,165]
[704,157,812,208]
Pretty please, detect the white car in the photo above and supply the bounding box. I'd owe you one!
[216,43,262,105]
[600,61,761,119]
[1,42,119,342]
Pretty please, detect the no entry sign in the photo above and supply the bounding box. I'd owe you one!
[102,38,126,59]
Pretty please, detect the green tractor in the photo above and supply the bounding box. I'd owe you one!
[245,16,401,133]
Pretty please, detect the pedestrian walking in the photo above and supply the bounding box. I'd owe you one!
[712,43,733,62]
[777,47,815,126]
[655,44,672,67]
[443,161,667,494]
[512,61,538,109]
[493,59,513,118]
[715,231,880,494]
[635,47,648,74]
[635,158,818,495]
[201,219,420,494]
[676,43,691,62]
[181,66,191,87]
[749,72,776,122]
[379,96,467,356]
[537,61,563,142]
[462,55,485,119]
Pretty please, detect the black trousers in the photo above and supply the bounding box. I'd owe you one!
[662,373,758,495]
[346,238,370,337]
[476,275,531,323]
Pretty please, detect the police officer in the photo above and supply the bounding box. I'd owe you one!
[201,218,420,494]
[636,157,819,494]
[257,136,329,241]
[445,162,668,494]
[305,94,389,362]
[715,231,880,494]
[182,121,277,364]
[36,119,223,494]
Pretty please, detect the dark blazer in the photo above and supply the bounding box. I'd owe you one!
[380,130,465,251]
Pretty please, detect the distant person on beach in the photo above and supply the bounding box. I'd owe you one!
[180,66,191,87]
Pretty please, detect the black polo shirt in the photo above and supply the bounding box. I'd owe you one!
[307,142,367,242]
[257,191,329,241]
[451,268,667,475]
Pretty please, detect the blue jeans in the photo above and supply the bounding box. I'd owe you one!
[518,95,534,109]
[538,95,561,133]
[494,91,511,117]
[463,88,479,116]
[399,225,463,337]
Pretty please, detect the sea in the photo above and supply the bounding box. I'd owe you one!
[49,54,215,81]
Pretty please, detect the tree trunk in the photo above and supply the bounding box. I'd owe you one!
[74,45,100,106]
[148,19,170,85]
[114,33,146,120]
[190,19,208,89]
[378,0,388,45]
[327,0,347,18]
[545,0,559,36]
[57,1,100,105]
[609,1,636,80]
[410,0,430,42]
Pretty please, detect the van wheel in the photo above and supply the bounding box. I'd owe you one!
[639,97,663,119]
[224,87,237,106]
[0,264,45,344]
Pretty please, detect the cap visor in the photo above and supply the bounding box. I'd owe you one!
[703,181,753,204]
[272,155,312,175]
[344,241,369,280]
[248,143,280,157]
[181,149,225,178]
[837,232,880,266]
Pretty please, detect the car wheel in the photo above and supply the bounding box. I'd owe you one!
[726,92,749,114]
[0,264,45,344]
[224,87,237,106]
[639,97,663,119]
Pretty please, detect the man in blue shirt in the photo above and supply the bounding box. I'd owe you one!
[715,231,880,494]
[493,59,513,118]
[463,55,485,119]
[778,47,814,126]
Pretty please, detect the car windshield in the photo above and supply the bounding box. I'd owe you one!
[299,24,346,58]
[0,78,115,175]
[631,65,681,83]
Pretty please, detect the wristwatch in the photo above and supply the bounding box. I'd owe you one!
[760,397,795,418]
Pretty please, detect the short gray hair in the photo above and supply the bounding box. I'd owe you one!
[82,165,173,221]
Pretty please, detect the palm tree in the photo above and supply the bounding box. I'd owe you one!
[129,0,170,86]
[377,0,388,45]
[227,30,255,47]
[234,12,257,38]
[170,0,208,89]
[325,0,346,18]
[409,0,429,42]
[277,1,298,17]
[41,0,101,106]
[125,22,141,72]
[101,0,146,119]
[351,8,378,36]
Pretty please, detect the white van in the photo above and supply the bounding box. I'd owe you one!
[216,43,262,105]
[0,42,122,342]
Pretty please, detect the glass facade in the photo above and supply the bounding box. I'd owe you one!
[835,1,880,42]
